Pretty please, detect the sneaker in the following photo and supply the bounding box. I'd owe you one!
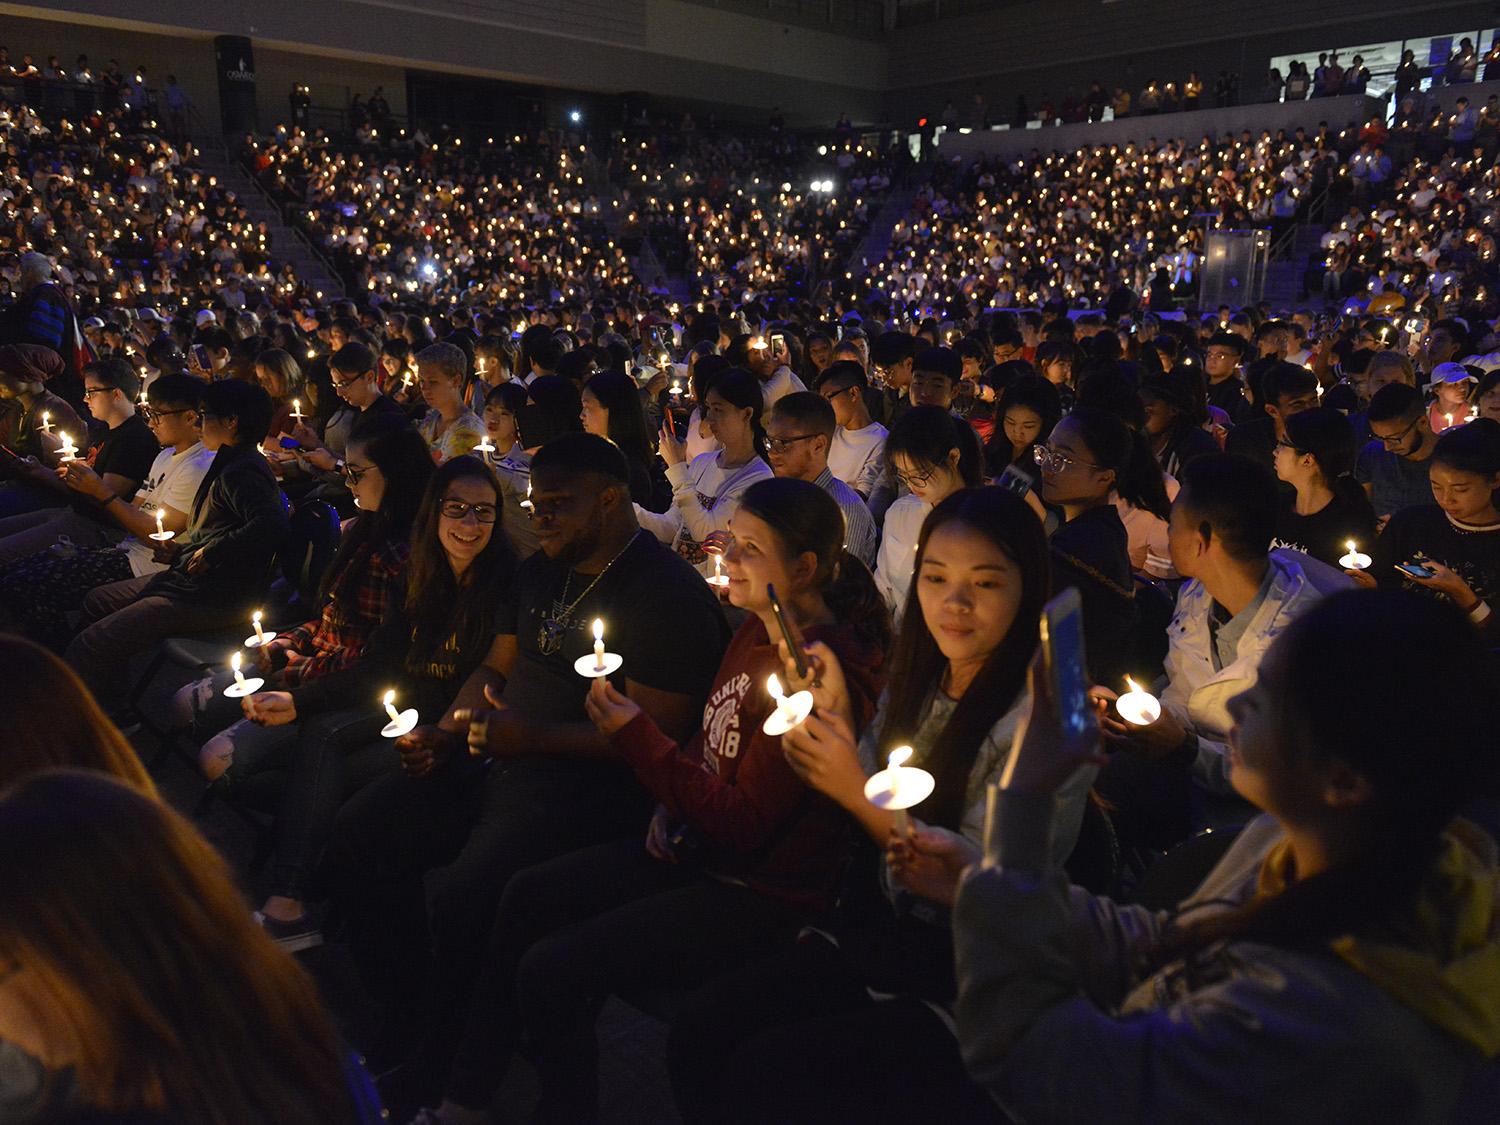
[253,910,324,953]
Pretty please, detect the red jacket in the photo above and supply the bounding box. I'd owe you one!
[611,616,884,912]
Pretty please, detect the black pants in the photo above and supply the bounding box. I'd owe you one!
[319,755,653,1055]
[444,837,805,1120]
[667,938,1005,1125]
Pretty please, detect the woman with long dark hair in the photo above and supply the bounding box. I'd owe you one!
[581,369,670,511]
[951,588,1500,1120]
[411,477,888,1123]
[665,488,1097,1122]
[1273,406,1377,569]
[0,770,380,1122]
[1036,406,1139,682]
[170,417,437,949]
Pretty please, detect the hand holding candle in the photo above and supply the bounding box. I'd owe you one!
[864,745,936,833]
[380,688,419,738]
[707,554,728,587]
[574,618,623,678]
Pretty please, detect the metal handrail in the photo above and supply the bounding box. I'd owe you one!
[1269,181,1331,260]
[238,162,348,297]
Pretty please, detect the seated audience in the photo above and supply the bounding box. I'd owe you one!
[766,392,878,567]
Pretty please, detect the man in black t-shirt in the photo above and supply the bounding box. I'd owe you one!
[1225,362,1320,473]
[324,434,729,1095]
[0,356,158,563]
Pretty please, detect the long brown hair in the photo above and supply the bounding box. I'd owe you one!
[0,635,154,794]
[0,770,355,1122]
[879,488,1051,829]
[404,455,516,666]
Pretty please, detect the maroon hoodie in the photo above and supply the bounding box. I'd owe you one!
[610,615,884,913]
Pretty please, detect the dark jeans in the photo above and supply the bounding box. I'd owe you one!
[320,755,654,1059]
[668,938,1004,1125]
[444,836,806,1120]
[63,575,249,709]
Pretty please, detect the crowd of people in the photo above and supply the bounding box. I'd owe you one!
[2,37,1500,1125]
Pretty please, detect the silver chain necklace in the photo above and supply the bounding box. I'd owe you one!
[536,530,643,655]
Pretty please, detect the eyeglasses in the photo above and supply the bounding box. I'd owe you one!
[1275,439,1304,455]
[820,384,856,402]
[81,386,116,399]
[331,371,368,389]
[343,463,374,485]
[439,499,497,523]
[1032,444,1101,473]
[142,407,193,423]
[894,463,940,488]
[766,434,820,454]
[1373,415,1422,446]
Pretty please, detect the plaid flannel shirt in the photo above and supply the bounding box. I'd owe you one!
[278,538,409,688]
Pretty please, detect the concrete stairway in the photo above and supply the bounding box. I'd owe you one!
[847,183,921,278]
[1262,223,1327,309]
[191,141,345,298]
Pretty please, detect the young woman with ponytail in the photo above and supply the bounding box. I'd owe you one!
[409,477,888,1124]
[1273,405,1377,569]
[663,489,1097,1125]
[950,588,1500,1122]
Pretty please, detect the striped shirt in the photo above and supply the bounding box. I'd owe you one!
[815,467,878,568]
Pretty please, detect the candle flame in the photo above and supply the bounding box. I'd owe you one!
[383,689,395,707]
[592,618,604,642]
[231,652,241,672]
[766,674,784,701]
[1346,540,1357,553]
[1125,676,1143,694]
[888,745,913,769]
[252,610,262,625]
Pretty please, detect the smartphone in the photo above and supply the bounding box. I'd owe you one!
[1040,588,1091,744]
[766,582,809,681]
[770,332,787,357]
[191,344,211,371]
[661,405,688,441]
[1395,561,1436,579]
[279,436,301,450]
[995,464,1033,497]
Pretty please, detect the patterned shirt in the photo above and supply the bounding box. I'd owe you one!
[278,536,410,688]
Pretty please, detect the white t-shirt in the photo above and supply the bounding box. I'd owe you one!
[760,366,807,416]
[874,494,932,615]
[829,422,888,499]
[120,442,215,577]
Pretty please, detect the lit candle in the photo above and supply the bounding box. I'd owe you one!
[149,507,174,542]
[1115,676,1162,727]
[708,555,729,587]
[56,432,79,462]
[762,673,814,736]
[475,431,496,454]
[291,398,304,421]
[1339,539,1372,570]
[222,650,264,698]
[520,481,532,510]
[252,610,267,645]
[37,411,51,434]
[1445,413,1454,430]
[574,617,623,678]
[380,688,418,737]
[863,745,936,832]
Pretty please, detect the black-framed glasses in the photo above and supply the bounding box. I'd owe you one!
[142,406,193,423]
[439,499,497,523]
[766,434,820,454]
[331,371,368,389]
[81,386,116,399]
[343,462,374,485]
[1373,415,1423,446]
[820,384,856,402]
[894,463,939,488]
[1032,444,1102,473]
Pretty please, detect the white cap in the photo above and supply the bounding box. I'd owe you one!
[195,309,217,327]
